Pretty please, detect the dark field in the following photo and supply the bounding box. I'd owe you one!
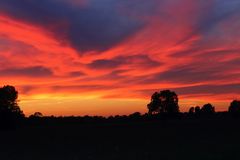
[1,116,240,160]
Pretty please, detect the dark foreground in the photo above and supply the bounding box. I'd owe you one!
[1,116,240,160]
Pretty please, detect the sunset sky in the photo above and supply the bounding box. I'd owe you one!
[0,0,240,116]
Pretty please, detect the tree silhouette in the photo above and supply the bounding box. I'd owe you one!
[147,92,160,114]
[201,103,215,114]
[189,107,195,114]
[0,85,24,127]
[147,90,179,114]
[228,100,240,114]
[159,90,179,113]
[129,112,141,120]
[30,112,43,118]
[194,106,201,114]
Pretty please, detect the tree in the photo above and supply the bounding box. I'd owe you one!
[189,107,195,114]
[159,90,179,113]
[129,112,141,119]
[147,90,179,114]
[147,92,160,114]
[201,103,215,114]
[228,100,240,114]
[194,106,201,114]
[30,112,43,118]
[0,85,24,126]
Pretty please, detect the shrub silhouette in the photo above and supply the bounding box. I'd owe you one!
[0,85,24,128]
[228,100,240,114]
[147,90,179,114]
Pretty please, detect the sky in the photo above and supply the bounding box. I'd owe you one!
[0,0,240,116]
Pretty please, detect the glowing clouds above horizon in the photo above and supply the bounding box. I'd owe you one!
[0,0,240,115]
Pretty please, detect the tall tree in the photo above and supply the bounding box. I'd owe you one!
[201,103,215,114]
[228,100,240,114]
[147,90,179,114]
[147,92,160,114]
[159,90,179,113]
[0,85,24,122]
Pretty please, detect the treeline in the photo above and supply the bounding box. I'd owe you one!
[0,86,240,129]
[147,90,240,115]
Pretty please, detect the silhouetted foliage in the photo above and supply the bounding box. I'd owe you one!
[0,85,24,128]
[35,112,43,117]
[129,112,141,120]
[0,85,239,134]
[29,112,43,118]
[189,107,195,114]
[201,103,215,115]
[195,106,201,114]
[147,92,160,114]
[3,109,240,160]
[228,100,240,115]
[147,90,179,115]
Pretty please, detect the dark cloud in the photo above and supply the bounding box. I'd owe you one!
[0,37,39,55]
[171,48,240,58]
[177,0,240,45]
[136,66,218,84]
[88,55,161,69]
[1,0,239,53]
[98,70,129,80]
[18,85,35,94]
[198,0,240,32]
[227,58,240,66]
[0,66,53,77]
[88,59,123,69]
[0,0,158,52]
[131,57,240,85]
[137,83,240,97]
[51,84,120,92]
[175,84,240,95]
[68,71,86,77]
